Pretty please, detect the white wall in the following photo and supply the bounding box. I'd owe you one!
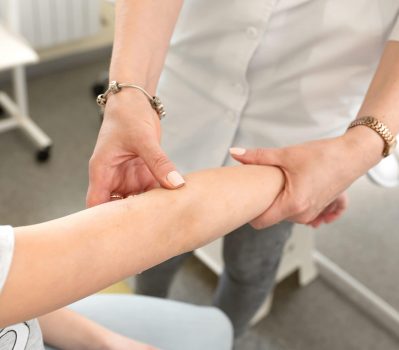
[0,0,101,49]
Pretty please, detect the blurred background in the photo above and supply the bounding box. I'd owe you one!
[0,1,398,349]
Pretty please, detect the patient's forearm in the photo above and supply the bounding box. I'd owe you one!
[0,165,283,326]
[38,308,114,350]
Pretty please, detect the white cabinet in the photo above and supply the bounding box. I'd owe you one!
[194,228,318,324]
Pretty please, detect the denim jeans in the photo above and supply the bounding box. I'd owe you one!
[45,294,232,350]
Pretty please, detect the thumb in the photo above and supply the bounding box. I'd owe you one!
[140,141,185,189]
[229,147,281,166]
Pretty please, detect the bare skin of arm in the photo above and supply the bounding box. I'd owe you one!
[0,165,283,327]
[231,41,399,229]
[87,0,185,206]
[38,308,156,350]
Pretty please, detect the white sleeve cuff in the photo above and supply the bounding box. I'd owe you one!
[0,226,15,294]
[389,17,399,41]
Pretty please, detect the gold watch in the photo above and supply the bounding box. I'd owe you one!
[348,116,397,157]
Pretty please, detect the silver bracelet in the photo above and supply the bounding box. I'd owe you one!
[96,81,166,120]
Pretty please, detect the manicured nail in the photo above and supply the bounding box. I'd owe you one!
[229,147,246,156]
[167,171,185,188]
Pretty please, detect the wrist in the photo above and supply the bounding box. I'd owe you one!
[341,126,383,169]
[89,327,119,350]
[100,80,165,121]
[104,88,158,119]
[109,67,156,96]
[108,75,152,94]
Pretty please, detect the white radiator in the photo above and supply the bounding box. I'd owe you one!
[0,0,101,49]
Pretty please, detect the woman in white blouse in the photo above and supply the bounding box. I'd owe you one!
[87,0,399,336]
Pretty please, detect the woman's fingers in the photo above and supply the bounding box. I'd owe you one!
[307,192,349,228]
[230,147,282,166]
[229,138,354,230]
[140,140,185,189]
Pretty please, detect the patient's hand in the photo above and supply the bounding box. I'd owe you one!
[39,308,159,350]
[105,332,159,350]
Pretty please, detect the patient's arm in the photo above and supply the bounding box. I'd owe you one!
[39,308,157,350]
[0,165,283,327]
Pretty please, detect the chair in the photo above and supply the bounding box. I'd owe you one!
[0,0,52,161]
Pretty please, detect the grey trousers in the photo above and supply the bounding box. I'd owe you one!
[45,294,232,350]
[136,221,293,337]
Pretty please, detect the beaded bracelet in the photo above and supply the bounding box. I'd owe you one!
[96,81,166,120]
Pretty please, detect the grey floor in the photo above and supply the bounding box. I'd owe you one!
[0,58,398,350]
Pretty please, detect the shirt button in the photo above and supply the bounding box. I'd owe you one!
[246,26,259,39]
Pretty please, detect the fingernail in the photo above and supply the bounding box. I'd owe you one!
[167,171,185,188]
[229,147,246,156]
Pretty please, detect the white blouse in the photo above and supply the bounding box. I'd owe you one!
[158,0,399,173]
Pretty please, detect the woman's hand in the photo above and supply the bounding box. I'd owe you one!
[87,91,184,207]
[230,127,382,229]
[306,192,349,228]
[87,0,185,207]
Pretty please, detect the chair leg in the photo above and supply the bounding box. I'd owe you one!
[0,91,52,161]
[13,66,29,116]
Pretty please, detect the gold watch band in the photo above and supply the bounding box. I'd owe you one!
[348,116,397,157]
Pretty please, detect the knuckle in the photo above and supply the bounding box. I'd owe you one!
[88,155,108,183]
[88,154,101,169]
[151,152,171,171]
[254,148,265,162]
[290,197,310,214]
[251,218,266,230]
[86,197,95,208]
[296,211,317,224]
[88,157,101,177]
[295,215,311,225]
